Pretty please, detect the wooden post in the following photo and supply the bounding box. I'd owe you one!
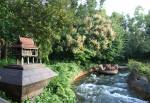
[40,58,42,64]
[21,57,24,65]
[36,57,38,63]
[32,57,34,64]
[27,57,29,64]
[17,59,19,65]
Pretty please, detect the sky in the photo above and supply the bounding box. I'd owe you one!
[79,0,150,16]
[103,0,150,16]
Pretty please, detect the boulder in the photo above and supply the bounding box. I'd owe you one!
[127,70,150,100]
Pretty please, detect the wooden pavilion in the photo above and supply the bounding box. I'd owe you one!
[12,37,39,65]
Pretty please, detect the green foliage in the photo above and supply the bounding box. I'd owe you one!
[77,11,122,63]
[0,91,8,101]
[103,12,125,62]
[49,0,122,64]
[125,6,150,59]
[128,60,150,79]
[0,58,16,67]
[1,0,150,63]
[34,62,81,103]
[1,0,150,102]
[1,0,125,63]
[53,11,120,63]
[0,0,75,62]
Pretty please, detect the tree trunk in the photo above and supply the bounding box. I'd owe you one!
[1,40,7,61]
[4,42,8,61]
[0,38,7,59]
[0,38,5,59]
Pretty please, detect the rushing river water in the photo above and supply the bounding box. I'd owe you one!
[74,70,148,103]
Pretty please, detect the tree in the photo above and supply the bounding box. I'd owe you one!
[51,0,125,64]
[125,6,150,59]
[101,12,125,62]
[53,11,117,63]
[0,0,14,60]
[0,0,76,62]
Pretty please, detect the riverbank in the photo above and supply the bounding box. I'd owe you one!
[128,60,150,80]
[127,60,150,101]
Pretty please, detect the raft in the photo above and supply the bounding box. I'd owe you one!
[99,69,118,75]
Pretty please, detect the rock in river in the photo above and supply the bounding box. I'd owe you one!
[127,70,150,101]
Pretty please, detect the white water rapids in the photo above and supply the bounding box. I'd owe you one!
[75,71,148,103]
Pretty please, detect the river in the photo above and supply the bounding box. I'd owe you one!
[74,70,148,103]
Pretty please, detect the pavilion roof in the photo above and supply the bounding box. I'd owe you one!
[13,37,38,49]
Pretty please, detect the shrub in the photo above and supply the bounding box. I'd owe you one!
[128,60,150,79]
[0,58,16,68]
[35,62,81,103]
